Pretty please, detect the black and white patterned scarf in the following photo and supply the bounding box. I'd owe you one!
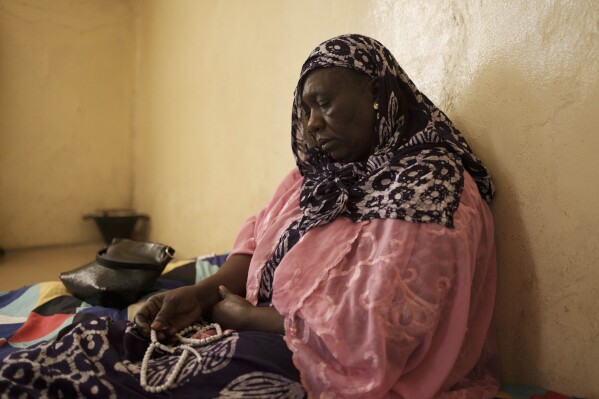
[258,34,494,302]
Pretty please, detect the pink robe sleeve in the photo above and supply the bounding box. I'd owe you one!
[229,169,303,257]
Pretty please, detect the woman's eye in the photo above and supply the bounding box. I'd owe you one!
[317,100,329,108]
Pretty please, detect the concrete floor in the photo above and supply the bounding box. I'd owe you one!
[0,242,104,291]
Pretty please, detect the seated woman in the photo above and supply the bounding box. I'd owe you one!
[0,34,499,398]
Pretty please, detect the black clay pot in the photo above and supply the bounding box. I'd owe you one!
[83,209,149,244]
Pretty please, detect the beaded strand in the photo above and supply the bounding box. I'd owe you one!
[140,323,229,393]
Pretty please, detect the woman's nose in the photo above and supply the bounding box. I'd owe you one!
[307,110,324,133]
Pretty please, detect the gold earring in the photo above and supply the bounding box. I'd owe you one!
[373,101,379,110]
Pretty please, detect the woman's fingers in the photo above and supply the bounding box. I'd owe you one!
[134,295,163,337]
[151,296,179,330]
[134,307,150,329]
[134,286,205,341]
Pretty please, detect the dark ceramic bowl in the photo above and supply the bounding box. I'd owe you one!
[84,209,149,244]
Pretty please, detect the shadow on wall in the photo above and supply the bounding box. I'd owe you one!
[454,61,545,386]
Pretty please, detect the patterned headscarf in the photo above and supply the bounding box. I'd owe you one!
[258,34,494,302]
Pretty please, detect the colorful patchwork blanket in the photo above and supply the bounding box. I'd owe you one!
[0,253,584,398]
[0,254,227,359]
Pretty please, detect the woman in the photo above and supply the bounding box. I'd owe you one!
[0,34,499,398]
[136,33,499,397]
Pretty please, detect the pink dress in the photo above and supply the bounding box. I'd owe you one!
[230,168,500,399]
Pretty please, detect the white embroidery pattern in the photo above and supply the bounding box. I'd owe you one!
[0,318,117,398]
[216,372,305,399]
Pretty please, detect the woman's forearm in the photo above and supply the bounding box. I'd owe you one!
[244,306,285,334]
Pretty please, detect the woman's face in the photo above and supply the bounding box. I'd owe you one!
[301,67,377,163]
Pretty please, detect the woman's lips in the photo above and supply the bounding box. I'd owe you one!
[318,138,336,152]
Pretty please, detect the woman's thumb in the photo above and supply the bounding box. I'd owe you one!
[219,285,230,299]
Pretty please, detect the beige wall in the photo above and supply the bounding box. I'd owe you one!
[2,0,598,397]
[0,0,136,247]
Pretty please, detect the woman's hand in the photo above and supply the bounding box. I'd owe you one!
[210,286,256,331]
[134,285,211,341]
[212,286,285,334]
[134,254,252,341]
